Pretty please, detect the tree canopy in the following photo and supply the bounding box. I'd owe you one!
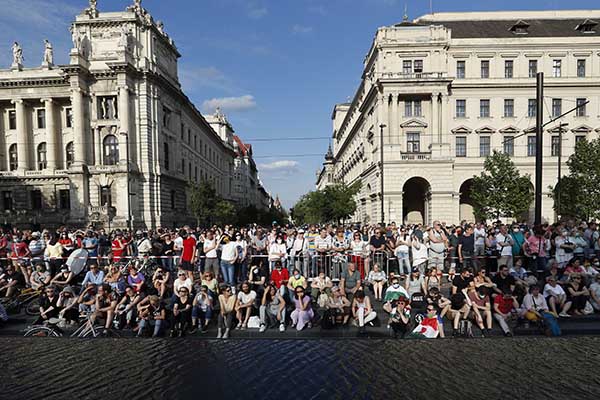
[292,182,361,224]
[551,138,600,220]
[471,150,533,221]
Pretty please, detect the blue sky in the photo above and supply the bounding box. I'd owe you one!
[2,0,599,208]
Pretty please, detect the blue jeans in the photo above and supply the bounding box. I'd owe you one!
[138,319,162,337]
[397,252,410,275]
[192,306,213,326]
[220,260,235,287]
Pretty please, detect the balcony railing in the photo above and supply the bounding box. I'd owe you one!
[400,152,432,161]
[380,72,447,80]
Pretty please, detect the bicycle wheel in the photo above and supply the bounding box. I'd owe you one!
[25,298,41,316]
[23,326,60,337]
[84,325,122,338]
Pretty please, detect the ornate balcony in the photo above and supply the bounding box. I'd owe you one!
[400,152,432,161]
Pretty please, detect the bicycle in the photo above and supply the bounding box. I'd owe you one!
[0,288,42,316]
[23,312,121,338]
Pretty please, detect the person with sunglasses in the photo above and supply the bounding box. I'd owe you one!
[565,273,590,316]
[191,285,213,334]
[290,286,313,331]
[171,286,193,336]
[384,297,410,339]
[217,284,236,339]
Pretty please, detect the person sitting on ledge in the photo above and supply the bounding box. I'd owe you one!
[565,273,590,316]
[493,288,519,337]
[137,295,165,338]
[351,290,376,333]
[367,263,387,301]
[543,276,571,318]
[217,284,236,339]
[259,283,286,333]
[384,297,410,338]
[325,286,351,326]
[383,276,409,303]
[290,286,313,331]
[235,281,256,330]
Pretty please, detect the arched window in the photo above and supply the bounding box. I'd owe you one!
[163,142,169,170]
[103,135,119,166]
[37,142,47,170]
[8,144,17,171]
[65,142,74,167]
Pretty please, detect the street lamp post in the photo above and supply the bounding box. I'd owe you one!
[379,123,386,225]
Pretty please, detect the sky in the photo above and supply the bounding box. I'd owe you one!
[1,0,599,208]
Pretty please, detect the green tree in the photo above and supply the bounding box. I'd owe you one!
[189,180,218,226]
[551,138,600,220]
[471,150,533,221]
[292,182,361,224]
[214,200,237,225]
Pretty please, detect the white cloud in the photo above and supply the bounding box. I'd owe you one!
[202,95,257,113]
[258,160,299,171]
[292,25,314,34]
[247,2,268,19]
[179,66,236,93]
[0,0,79,29]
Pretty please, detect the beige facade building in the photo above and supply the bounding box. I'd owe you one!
[317,10,600,225]
[0,1,270,229]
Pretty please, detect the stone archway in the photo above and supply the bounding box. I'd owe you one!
[402,177,431,225]
[459,179,475,223]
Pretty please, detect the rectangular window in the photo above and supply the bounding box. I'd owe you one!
[100,186,112,207]
[575,135,587,145]
[414,60,423,75]
[528,99,537,117]
[31,190,42,210]
[456,136,467,157]
[58,189,70,210]
[480,60,489,78]
[164,143,169,170]
[503,136,514,156]
[527,136,536,157]
[479,136,491,157]
[552,98,562,117]
[551,136,561,157]
[36,109,46,129]
[403,60,412,75]
[577,59,586,77]
[413,100,422,117]
[456,99,466,118]
[65,108,73,128]
[528,60,538,78]
[2,191,13,211]
[162,107,171,128]
[456,60,466,79]
[576,98,587,117]
[504,99,514,117]
[170,190,176,209]
[404,101,413,117]
[406,132,420,153]
[504,60,514,78]
[8,110,16,130]
[553,60,562,77]
[181,159,185,174]
[480,99,490,118]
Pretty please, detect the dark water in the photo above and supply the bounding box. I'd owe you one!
[1,337,600,400]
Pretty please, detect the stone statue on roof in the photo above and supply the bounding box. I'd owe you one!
[86,0,99,18]
[12,42,23,66]
[43,39,53,66]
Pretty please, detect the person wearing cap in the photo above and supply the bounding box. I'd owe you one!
[51,265,74,289]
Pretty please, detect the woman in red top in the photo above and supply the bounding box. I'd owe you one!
[58,232,74,256]
[11,236,31,286]
[111,231,127,263]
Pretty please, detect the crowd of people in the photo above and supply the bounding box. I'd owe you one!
[0,218,599,338]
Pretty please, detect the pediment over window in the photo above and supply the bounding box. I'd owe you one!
[451,125,472,134]
[499,125,520,134]
[400,118,428,128]
[571,124,593,133]
[547,125,569,133]
[475,125,496,134]
[509,20,530,35]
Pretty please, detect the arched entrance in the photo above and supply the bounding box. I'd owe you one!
[459,179,475,223]
[402,177,431,225]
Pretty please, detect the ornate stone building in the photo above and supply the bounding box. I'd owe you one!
[0,1,268,229]
[318,10,600,225]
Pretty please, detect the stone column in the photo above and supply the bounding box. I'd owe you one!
[118,86,130,164]
[430,93,439,144]
[440,93,448,143]
[391,93,398,143]
[72,88,86,165]
[94,127,102,166]
[43,98,57,170]
[13,99,29,171]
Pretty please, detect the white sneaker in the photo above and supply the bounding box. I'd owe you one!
[279,323,285,332]
[559,312,571,318]
[259,324,266,333]
[235,322,242,330]
[223,329,230,339]
[216,328,222,339]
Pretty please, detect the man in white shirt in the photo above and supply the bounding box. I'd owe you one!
[496,225,514,269]
[314,228,332,276]
[220,235,238,288]
[203,231,221,279]
[474,223,486,259]
[291,230,309,276]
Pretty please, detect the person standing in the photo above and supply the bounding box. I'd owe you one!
[496,225,514,269]
[203,230,221,278]
[458,224,476,272]
[428,221,447,271]
[180,229,197,280]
